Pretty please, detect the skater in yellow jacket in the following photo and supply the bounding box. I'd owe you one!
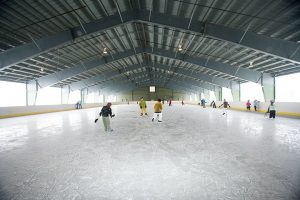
[152,99,163,122]
[139,97,148,116]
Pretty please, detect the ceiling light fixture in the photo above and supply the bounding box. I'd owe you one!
[41,68,44,72]
[103,48,107,54]
[178,44,183,51]
[249,61,253,67]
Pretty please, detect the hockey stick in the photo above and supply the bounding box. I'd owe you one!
[94,114,115,123]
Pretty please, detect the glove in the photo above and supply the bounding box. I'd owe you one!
[94,118,98,123]
[140,106,142,109]
[145,106,147,108]
[111,114,115,118]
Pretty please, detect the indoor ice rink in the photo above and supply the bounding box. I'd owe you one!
[0,1,300,200]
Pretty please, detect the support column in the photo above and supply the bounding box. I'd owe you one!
[262,73,275,102]
[94,90,101,103]
[214,86,222,101]
[131,90,134,101]
[231,81,240,101]
[61,86,70,104]
[103,94,106,103]
[26,81,38,106]
[81,88,88,104]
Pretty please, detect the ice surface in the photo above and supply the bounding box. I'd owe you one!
[0,103,300,199]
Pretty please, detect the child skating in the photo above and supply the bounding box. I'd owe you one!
[268,100,276,119]
[152,99,163,122]
[139,97,148,116]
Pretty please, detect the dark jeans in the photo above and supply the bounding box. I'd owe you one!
[254,106,257,111]
[247,106,250,110]
[269,110,276,118]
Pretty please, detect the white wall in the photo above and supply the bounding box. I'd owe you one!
[0,102,127,118]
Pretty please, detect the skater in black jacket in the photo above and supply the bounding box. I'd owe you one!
[96,103,115,132]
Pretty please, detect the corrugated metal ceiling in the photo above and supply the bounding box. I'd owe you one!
[0,0,299,89]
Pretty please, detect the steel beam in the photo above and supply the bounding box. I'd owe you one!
[136,10,300,64]
[7,42,266,90]
[125,70,214,91]
[69,60,231,91]
[127,78,195,94]
[88,69,213,93]
[82,76,132,93]
[146,47,262,83]
[101,84,135,95]
[0,11,134,70]
[34,48,143,88]
[152,63,230,88]
[2,9,299,75]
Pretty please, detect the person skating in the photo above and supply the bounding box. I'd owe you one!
[253,100,259,111]
[246,100,251,111]
[139,97,148,116]
[210,100,216,108]
[268,100,276,119]
[201,99,206,108]
[168,98,172,106]
[181,100,184,105]
[219,99,230,115]
[99,102,115,132]
[75,100,82,109]
[152,99,163,122]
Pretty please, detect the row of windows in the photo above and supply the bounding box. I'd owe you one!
[0,82,115,107]
[0,72,299,107]
[187,72,300,103]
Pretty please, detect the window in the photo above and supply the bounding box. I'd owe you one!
[194,94,198,101]
[201,92,205,100]
[68,90,81,104]
[86,92,95,103]
[276,73,300,102]
[222,87,233,102]
[209,91,216,101]
[36,87,61,105]
[107,95,116,102]
[0,81,26,107]
[150,86,155,92]
[99,94,104,103]
[240,82,265,102]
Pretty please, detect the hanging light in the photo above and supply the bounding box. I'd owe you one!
[103,47,108,54]
[178,44,183,51]
[249,61,253,68]
[41,67,44,72]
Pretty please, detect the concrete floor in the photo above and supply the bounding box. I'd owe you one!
[0,103,300,200]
